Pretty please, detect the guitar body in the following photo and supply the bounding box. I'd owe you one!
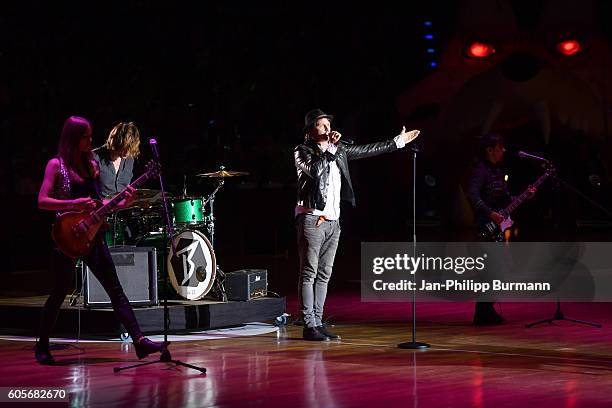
[50,160,160,258]
[477,165,553,242]
[52,211,103,258]
[480,216,514,242]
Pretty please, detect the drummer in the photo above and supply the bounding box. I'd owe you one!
[93,122,141,197]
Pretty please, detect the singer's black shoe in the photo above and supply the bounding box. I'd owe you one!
[134,338,165,359]
[302,327,329,341]
[473,302,505,325]
[34,343,55,365]
[316,325,341,340]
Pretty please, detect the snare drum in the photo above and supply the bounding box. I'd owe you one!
[172,196,205,225]
[167,229,216,300]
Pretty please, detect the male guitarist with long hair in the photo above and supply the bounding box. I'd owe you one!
[35,116,163,364]
[466,133,537,325]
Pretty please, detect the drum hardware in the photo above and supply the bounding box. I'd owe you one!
[199,179,226,301]
[105,212,125,247]
[197,165,249,247]
[201,179,223,248]
[195,165,250,301]
[105,206,165,246]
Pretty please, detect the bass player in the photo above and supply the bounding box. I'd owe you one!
[466,133,536,325]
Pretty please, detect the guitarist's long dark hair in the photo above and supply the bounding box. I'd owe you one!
[58,116,98,183]
[105,122,141,158]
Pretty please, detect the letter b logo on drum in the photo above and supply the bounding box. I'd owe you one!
[167,230,216,300]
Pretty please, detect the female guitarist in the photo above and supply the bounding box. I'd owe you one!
[35,116,163,364]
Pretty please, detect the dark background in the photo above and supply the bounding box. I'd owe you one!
[1,1,610,296]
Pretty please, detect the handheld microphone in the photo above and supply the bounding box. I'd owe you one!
[149,138,160,161]
[339,138,355,145]
[517,150,549,162]
[327,131,355,145]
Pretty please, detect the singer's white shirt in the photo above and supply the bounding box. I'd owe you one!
[295,135,406,220]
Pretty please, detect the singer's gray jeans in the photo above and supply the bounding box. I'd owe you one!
[296,214,341,328]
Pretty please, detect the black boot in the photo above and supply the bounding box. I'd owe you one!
[134,338,165,359]
[316,325,341,340]
[474,302,505,325]
[34,342,55,365]
[302,327,329,341]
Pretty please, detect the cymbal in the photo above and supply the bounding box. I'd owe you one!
[196,170,250,178]
[109,189,172,208]
[133,189,171,200]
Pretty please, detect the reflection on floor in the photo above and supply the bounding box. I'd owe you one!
[2,293,612,408]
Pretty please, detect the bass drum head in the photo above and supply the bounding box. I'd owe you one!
[167,229,216,300]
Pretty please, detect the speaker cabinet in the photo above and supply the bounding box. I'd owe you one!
[84,246,158,307]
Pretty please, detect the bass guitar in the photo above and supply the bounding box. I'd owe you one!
[479,164,555,242]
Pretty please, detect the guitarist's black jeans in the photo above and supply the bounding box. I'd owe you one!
[37,234,143,345]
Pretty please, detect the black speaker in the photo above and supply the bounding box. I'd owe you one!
[84,246,158,307]
[225,269,268,301]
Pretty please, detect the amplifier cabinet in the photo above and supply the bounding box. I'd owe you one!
[225,269,268,301]
[84,246,158,307]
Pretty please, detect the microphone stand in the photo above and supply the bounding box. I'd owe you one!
[525,171,606,329]
[114,140,206,374]
[398,142,430,349]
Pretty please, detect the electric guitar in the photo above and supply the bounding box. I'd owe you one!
[479,164,555,242]
[52,160,160,258]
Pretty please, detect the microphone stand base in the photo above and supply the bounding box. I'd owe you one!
[398,341,431,349]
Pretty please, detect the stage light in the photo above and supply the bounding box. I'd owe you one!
[466,41,495,58]
[557,39,581,56]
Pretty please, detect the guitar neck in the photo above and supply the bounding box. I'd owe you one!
[503,172,550,216]
[93,168,155,218]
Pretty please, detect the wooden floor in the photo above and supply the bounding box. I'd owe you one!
[1,294,612,407]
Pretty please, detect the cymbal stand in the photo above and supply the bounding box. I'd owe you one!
[202,179,226,301]
[202,179,224,248]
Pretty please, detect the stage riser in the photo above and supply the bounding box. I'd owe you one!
[0,297,285,337]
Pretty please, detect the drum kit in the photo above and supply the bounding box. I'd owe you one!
[105,167,249,301]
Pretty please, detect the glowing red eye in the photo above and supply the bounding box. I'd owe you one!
[466,42,495,58]
[557,40,581,56]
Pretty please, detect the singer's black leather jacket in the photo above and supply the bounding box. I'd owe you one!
[294,138,398,211]
[466,160,512,226]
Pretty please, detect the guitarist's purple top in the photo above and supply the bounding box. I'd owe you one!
[51,158,101,202]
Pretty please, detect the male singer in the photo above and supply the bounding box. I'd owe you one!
[294,108,420,340]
